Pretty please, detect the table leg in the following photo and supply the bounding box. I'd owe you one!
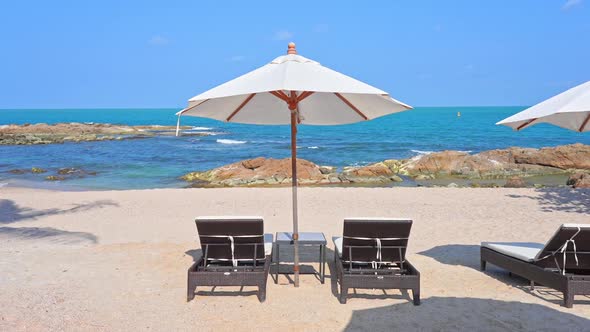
[323,244,326,283]
[320,244,325,284]
[275,243,279,284]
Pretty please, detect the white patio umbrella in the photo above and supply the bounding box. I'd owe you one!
[176,43,412,286]
[497,80,590,132]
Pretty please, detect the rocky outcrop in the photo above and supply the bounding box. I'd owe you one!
[402,144,590,179]
[182,158,408,187]
[567,172,590,189]
[512,144,590,170]
[341,162,402,183]
[0,123,205,145]
[504,176,526,188]
[44,168,98,181]
[182,158,333,187]
[181,144,590,187]
[3,166,98,181]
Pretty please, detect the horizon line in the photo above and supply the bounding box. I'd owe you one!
[0,105,530,111]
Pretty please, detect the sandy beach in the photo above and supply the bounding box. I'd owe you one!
[0,186,589,331]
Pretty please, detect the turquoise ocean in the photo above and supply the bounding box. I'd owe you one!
[1,107,589,190]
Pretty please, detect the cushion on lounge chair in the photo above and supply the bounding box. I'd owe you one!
[263,233,273,256]
[481,242,545,262]
[482,224,590,264]
[333,236,343,257]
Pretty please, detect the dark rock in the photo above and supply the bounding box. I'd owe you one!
[45,175,65,181]
[504,176,527,188]
[241,157,266,170]
[57,168,81,175]
[567,172,590,188]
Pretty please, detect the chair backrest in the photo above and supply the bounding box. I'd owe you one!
[534,224,590,271]
[195,216,265,262]
[341,218,412,264]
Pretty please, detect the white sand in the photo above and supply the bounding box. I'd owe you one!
[0,187,589,331]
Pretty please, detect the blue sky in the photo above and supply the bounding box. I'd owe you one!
[1,0,589,108]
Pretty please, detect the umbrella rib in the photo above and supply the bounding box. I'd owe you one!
[226,93,256,122]
[270,90,291,103]
[177,99,210,115]
[296,91,314,103]
[579,113,590,132]
[334,93,368,120]
[516,118,537,131]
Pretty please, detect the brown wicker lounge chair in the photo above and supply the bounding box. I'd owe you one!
[187,216,273,303]
[333,218,420,305]
[481,224,590,308]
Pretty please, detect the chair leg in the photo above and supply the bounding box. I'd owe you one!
[339,284,348,304]
[563,289,574,308]
[480,259,486,271]
[412,288,421,306]
[257,285,267,303]
[187,276,197,302]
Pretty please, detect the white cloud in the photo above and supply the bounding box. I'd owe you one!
[148,35,168,46]
[229,55,245,62]
[274,30,294,41]
[562,0,582,10]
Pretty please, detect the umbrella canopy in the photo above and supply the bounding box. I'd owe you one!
[497,80,590,132]
[177,43,410,125]
[177,43,411,286]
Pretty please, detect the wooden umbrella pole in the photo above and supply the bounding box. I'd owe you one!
[290,93,300,288]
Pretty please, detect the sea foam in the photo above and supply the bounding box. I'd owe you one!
[217,139,246,144]
[411,150,434,155]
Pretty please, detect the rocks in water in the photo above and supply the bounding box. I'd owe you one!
[58,168,85,175]
[6,166,98,182]
[447,183,459,188]
[181,157,403,187]
[402,144,590,179]
[55,168,98,179]
[319,166,337,174]
[185,158,405,188]
[504,176,527,188]
[0,123,205,145]
[567,172,590,188]
[182,157,330,187]
[341,162,402,183]
[511,144,590,170]
[181,144,590,188]
[413,174,435,181]
[45,175,65,181]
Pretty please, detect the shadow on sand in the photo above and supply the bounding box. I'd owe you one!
[0,199,109,244]
[344,296,590,331]
[0,199,119,224]
[506,188,590,214]
[418,244,482,271]
[0,226,97,245]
